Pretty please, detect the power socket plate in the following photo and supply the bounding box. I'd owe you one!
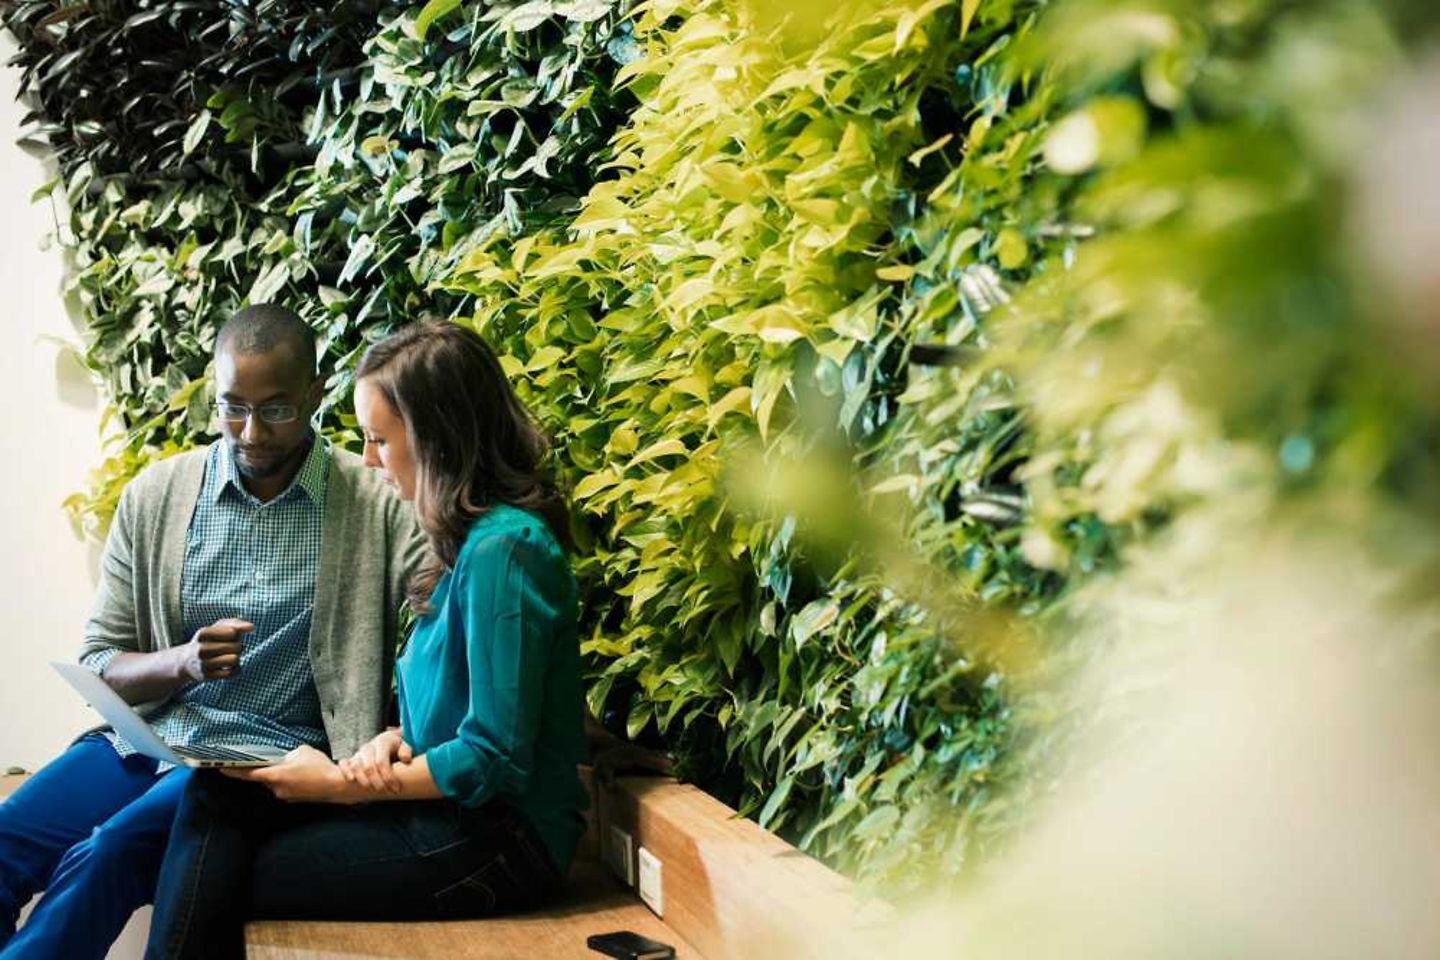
[607,825,635,887]
[637,845,663,917]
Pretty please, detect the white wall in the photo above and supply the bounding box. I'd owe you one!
[0,33,106,769]
[0,32,151,960]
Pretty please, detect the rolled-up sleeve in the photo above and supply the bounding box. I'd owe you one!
[80,485,141,670]
[425,528,565,807]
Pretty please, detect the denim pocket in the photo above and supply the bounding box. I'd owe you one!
[431,854,517,918]
[392,802,469,858]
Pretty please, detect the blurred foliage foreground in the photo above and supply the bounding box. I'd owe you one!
[6,0,1440,900]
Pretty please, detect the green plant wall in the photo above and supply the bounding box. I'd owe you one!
[440,0,1067,883]
[7,0,1439,896]
[6,0,637,534]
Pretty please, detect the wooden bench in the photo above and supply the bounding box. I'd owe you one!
[246,766,700,959]
[249,774,883,959]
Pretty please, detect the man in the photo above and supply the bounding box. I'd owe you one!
[0,305,425,959]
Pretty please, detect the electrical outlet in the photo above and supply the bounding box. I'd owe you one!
[606,825,635,887]
[637,845,663,917]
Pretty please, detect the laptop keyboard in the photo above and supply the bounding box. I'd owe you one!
[171,743,271,762]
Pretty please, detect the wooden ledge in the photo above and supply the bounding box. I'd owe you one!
[599,776,892,960]
[0,774,27,800]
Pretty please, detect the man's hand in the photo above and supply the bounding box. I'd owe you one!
[99,615,254,705]
[339,727,414,794]
[176,618,253,683]
[223,744,363,804]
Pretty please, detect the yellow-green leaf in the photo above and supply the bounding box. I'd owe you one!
[573,469,619,499]
[961,0,980,38]
[526,346,567,371]
[631,438,688,466]
[907,133,953,167]
[996,227,1028,270]
[876,264,915,282]
[413,0,461,40]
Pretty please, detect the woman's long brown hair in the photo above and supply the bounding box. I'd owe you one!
[356,321,571,610]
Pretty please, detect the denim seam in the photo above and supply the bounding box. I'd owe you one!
[431,853,504,905]
[508,817,560,883]
[412,837,471,858]
[164,811,212,960]
[265,845,448,885]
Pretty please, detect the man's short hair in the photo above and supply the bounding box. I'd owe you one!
[215,304,317,378]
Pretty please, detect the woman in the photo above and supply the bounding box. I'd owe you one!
[144,322,588,959]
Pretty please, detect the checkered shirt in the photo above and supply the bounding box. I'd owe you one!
[86,436,330,760]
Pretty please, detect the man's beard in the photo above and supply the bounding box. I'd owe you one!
[234,445,297,480]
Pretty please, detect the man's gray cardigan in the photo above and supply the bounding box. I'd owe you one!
[78,441,428,759]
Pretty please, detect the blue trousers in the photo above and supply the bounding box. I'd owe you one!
[0,734,190,960]
[147,773,560,960]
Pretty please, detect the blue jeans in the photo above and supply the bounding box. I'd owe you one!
[0,734,190,960]
[146,772,562,960]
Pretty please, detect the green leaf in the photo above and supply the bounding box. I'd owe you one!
[869,474,919,496]
[630,438,687,466]
[360,136,395,158]
[556,0,612,23]
[437,144,477,174]
[247,260,291,303]
[790,599,839,647]
[525,345,566,371]
[996,227,1028,270]
[906,133,953,167]
[961,0,981,38]
[30,176,59,204]
[853,805,900,842]
[502,1,555,32]
[573,469,619,499]
[182,109,212,156]
[500,79,540,109]
[586,673,615,719]
[414,0,462,41]
[757,774,794,830]
[133,272,175,298]
[339,235,376,286]
[625,700,652,741]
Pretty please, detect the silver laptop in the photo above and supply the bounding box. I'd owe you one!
[52,661,287,768]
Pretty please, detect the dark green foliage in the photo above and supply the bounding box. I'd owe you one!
[2,0,381,178]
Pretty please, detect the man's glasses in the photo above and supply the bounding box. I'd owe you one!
[211,401,301,425]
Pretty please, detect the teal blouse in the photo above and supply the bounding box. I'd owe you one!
[396,504,588,872]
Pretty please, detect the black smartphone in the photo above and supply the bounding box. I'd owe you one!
[586,930,677,959]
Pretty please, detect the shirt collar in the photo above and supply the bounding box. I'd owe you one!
[214,434,329,507]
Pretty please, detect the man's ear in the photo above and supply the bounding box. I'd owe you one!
[305,375,325,414]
